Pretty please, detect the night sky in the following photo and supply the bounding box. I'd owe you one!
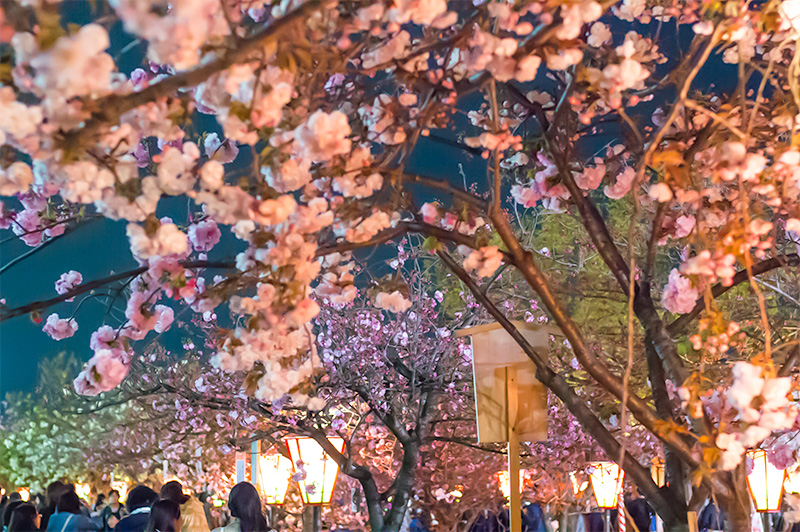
[0,8,737,396]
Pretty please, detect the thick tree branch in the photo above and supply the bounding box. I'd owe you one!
[436,248,688,527]
[778,345,800,377]
[58,1,322,152]
[486,211,688,456]
[0,260,233,321]
[398,172,488,209]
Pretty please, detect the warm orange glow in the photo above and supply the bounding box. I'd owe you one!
[17,488,30,502]
[110,481,129,502]
[588,461,624,509]
[496,470,527,499]
[784,464,800,494]
[285,437,345,505]
[747,450,785,512]
[651,458,665,488]
[569,471,589,496]
[257,451,293,505]
[75,483,91,500]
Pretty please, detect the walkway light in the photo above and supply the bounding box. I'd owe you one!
[257,450,293,505]
[747,450,785,512]
[588,461,624,509]
[285,437,345,505]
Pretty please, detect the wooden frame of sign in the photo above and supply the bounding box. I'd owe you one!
[456,321,559,532]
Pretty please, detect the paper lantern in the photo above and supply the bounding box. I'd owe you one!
[17,488,30,502]
[257,451,293,505]
[747,450,785,512]
[588,461,624,509]
[285,437,345,505]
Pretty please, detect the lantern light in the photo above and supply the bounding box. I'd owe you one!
[747,450,786,513]
[588,461,624,509]
[17,488,30,502]
[651,458,666,488]
[784,464,800,494]
[110,481,129,503]
[569,471,589,497]
[257,451,293,505]
[285,437,345,505]
[496,470,527,500]
[75,483,92,500]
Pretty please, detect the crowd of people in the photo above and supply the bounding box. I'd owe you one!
[0,480,270,532]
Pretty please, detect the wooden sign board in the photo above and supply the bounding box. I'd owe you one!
[456,321,557,443]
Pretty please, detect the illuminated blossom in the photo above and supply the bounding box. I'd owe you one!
[661,269,699,314]
[0,162,33,196]
[55,270,83,301]
[294,111,352,162]
[42,313,79,341]
[463,246,503,278]
[188,220,221,252]
[375,291,412,313]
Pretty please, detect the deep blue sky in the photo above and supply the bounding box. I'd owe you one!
[0,8,738,396]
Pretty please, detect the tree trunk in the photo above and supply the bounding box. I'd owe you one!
[716,467,753,532]
[383,440,421,532]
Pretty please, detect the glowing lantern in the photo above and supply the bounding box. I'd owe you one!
[257,451,293,505]
[651,458,665,488]
[784,464,800,494]
[17,488,30,502]
[110,481,129,503]
[588,461,624,509]
[75,483,92,500]
[747,450,785,512]
[285,436,345,505]
[569,471,589,497]
[497,470,527,499]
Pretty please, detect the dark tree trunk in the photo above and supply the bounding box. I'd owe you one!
[383,439,420,532]
[716,467,753,532]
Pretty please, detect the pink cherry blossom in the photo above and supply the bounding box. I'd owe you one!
[420,203,438,224]
[648,183,673,202]
[42,313,79,340]
[661,269,699,314]
[73,348,129,396]
[55,270,83,301]
[12,208,44,247]
[0,162,33,196]
[574,159,605,190]
[462,246,503,278]
[294,110,352,162]
[188,220,221,252]
[375,291,412,313]
[604,167,636,199]
[153,304,175,334]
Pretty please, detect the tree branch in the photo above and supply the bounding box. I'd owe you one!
[436,248,688,527]
[0,260,233,321]
[57,1,322,152]
[667,254,800,335]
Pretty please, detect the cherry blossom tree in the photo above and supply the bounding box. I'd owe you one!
[4,0,800,529]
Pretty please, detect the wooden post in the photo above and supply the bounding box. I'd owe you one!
[687,510,698,532]
[507,366,522,532]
